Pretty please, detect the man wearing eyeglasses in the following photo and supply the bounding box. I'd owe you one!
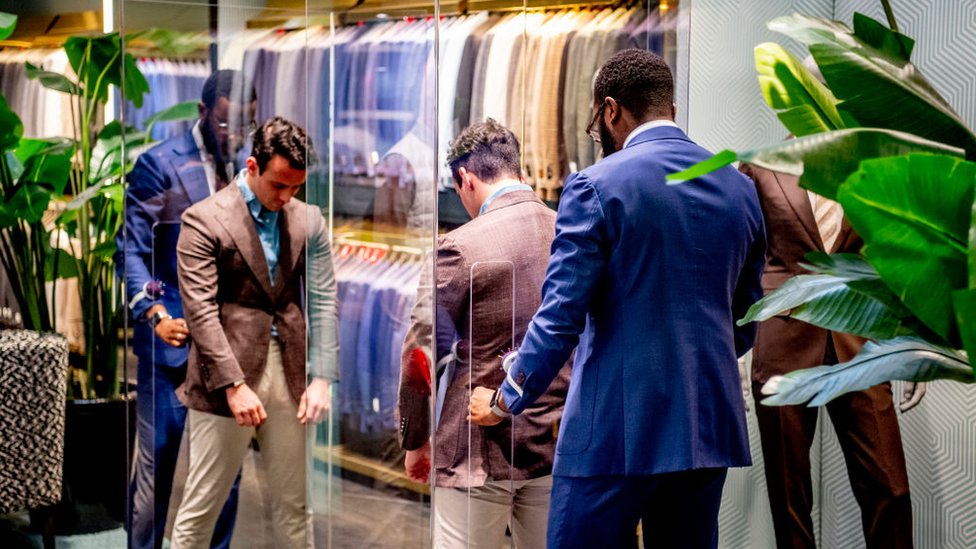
[470,49,766,548]
[115,69,256,549]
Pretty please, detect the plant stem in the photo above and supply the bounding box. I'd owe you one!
[880,0,899,32]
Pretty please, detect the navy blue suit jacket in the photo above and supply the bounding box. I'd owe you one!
[501,125,766,477]
[115,130,211,367]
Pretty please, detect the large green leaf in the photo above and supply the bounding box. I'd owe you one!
[761,337,972,407]
[667,129,963,200]
[91,122,146,183]
[25,62,82,96]
[839,153,975,343]
[768,13,976,157]
[955,290,976,362]
[0,95,23,151]
[64,34,149,107]
[970,186,976,289]
[851,12,914,62]
[0,12,16,42]
[1,183,52,224]
[16,138,75,196]
[143,100,199,136]
[45,247,79,280]
[755,42,846,137]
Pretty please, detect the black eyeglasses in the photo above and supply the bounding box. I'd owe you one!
[585,99,608,144]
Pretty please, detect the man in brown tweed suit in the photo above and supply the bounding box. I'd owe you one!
[397,119,570,549]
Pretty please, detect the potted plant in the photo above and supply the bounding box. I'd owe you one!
[0,11,199,522]
[668,0,974,403]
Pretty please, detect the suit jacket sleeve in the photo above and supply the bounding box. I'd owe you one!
[397,236,465,451]
[501,173,608,415]
[176,206,243,391]
[116,153,166,321]
[732,200,767,357]
[307,206,340,381]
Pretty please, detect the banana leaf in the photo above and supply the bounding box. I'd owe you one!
[0,95,22,151]
[0,12,15,42]
[666,129,963,201]
[754,42,846,137]
[838,153,975,344]
[760,337,972,407]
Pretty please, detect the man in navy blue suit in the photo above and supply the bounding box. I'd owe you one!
[116,70,253,549]
[470,49,766,548]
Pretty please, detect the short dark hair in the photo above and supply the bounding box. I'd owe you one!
[593,49,674,119]
[447,118,521,184]
[201,69,242,110]
[251,117,315,174]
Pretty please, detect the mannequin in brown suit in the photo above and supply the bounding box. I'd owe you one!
[741,162,925,549]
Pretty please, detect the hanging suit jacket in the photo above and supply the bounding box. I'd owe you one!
[739,163,864,381]
[398,189,571,489]
[500,125,766,477]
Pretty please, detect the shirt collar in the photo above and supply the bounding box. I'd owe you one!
[623,119,680,149]
[478,182,534,216]
[236,169,279,225]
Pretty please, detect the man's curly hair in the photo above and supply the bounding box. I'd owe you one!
[594,49,674,119]
[447,118,521,184]
[252,116,316,174]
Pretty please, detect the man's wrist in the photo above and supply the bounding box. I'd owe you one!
[489,389,512,418]
[225,379,246,392]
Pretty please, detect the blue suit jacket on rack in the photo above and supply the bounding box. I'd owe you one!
[501,125,766,477]
[116,130,211,367]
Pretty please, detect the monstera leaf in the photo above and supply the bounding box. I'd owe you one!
[838,153,975,345]
[754,42,848,137]
[761,337,972,407]
[666,128,963,200]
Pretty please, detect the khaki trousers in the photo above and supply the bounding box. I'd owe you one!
[433,475,553,549]
[171,339,306,548]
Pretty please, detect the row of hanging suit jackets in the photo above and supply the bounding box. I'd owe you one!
[238,5,677,206]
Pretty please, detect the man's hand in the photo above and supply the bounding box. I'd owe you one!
[899,381,927,412]
[226,383,267,427]
[404,440,431,484]
[738,356,751,412]
[468,386,504,426]
[155,317,190,347]
[298,378,331,425]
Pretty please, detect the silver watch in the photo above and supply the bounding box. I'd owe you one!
[489,389,511,418]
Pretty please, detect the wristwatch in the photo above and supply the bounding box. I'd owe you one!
[489,389,511,419]
[149,310,172,328]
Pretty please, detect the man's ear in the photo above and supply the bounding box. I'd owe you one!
[459,167,474,191]
[198,101,208,120]
[245,156,258,175]
[606,97,621,124]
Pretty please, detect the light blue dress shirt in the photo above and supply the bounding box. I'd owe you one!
[236,171,280,337]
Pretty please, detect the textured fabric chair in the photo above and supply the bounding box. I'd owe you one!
[0,329,68,548]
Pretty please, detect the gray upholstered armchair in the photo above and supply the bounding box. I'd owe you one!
[0,329,68,548]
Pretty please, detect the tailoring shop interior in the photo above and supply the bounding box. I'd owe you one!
[2,0,976,547]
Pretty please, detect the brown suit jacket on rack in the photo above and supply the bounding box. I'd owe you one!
[176,182,339,416]
[398,189,571,489]
[741,163,912,549]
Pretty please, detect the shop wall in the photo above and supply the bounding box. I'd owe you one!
[687,1,976,548]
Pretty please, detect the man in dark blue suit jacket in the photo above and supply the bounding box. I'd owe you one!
[115,70,250,549]
[470,49,766,548]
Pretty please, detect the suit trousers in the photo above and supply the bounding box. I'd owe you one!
[753,380,913,549]
[129,361,238,549]
[433,475,552,549]
[546,469,728,549]
[171,339,307,549]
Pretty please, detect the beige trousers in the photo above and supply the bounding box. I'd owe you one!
[433,475,553,549]
[171,339,306,549]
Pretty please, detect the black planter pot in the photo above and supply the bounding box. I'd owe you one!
[63,392,136,524]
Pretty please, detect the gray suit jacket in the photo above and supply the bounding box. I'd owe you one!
[398,190,571,488]
[176,181,339,416]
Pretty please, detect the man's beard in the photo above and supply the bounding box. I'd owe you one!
[201,122,230,183]
[600,120,616,159]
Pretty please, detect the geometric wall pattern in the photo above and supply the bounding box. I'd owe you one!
[686,1,976,547]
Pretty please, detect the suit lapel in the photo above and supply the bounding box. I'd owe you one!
[774,172,824,251]
[172,133,210,205]
[274,202,306,295]
[215,184,274,298]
